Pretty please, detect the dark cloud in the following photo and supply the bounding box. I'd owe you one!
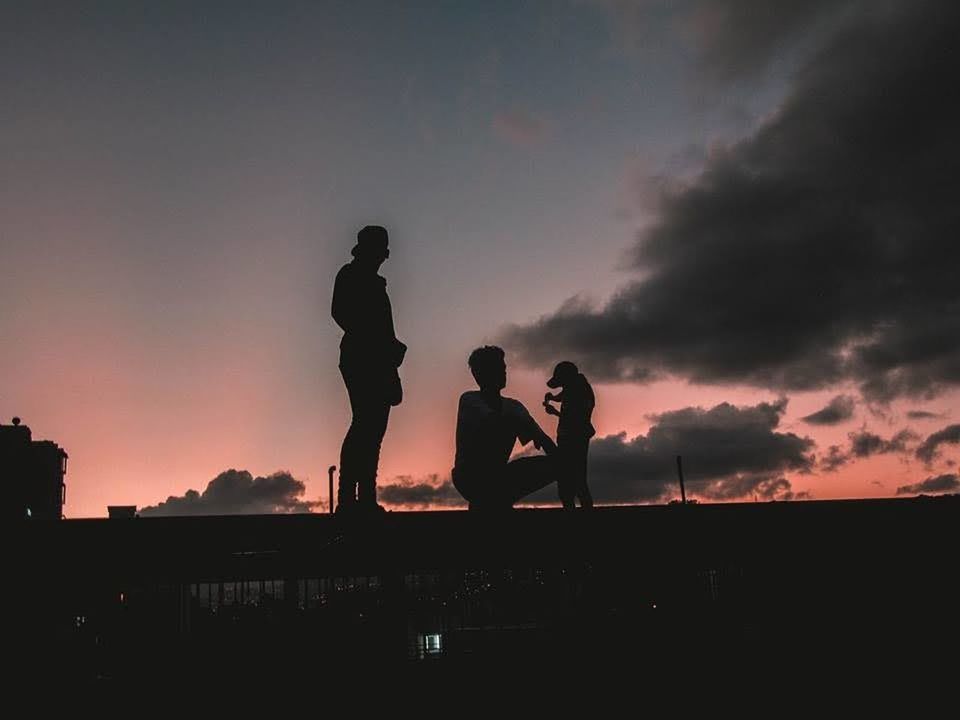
[906,410,943,420]
[849,429,918,458]
[504,2,960,402]
[697,475,811,502]
[379,475,464,509]
[820,445,850,473]
[895,473,960,496]
[915,424,960,464]
[140,469,318,517]
[820,428,917,471]
[525,398,815,504]
[802,395,856,425]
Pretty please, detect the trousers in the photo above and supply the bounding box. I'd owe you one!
[338,363,392,506]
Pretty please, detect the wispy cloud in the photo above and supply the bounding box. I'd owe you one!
[916,424,960,464]
[492,109,548,146]
[802,395,856,425]
[896,473,959,496]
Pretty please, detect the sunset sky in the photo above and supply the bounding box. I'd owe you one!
[3,0,959,517]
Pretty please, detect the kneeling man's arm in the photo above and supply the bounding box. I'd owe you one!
[515,404,557,455]
[532,430,557,455]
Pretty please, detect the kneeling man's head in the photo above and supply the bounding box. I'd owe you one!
[468,345,506,391]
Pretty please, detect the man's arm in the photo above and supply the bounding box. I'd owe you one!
[532,429,557,455]
[513,402,557,455]
[331,268,355,332]
[543,392,561,417]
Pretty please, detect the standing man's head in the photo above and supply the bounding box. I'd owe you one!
[352,225,390,269]
[468,345,507,392]
[546,360,579,389]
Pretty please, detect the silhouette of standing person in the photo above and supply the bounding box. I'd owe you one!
[332,225,406,515]
[543,361,595,510]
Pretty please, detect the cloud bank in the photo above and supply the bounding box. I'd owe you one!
[140,469,318,516]
[504,2,960,403]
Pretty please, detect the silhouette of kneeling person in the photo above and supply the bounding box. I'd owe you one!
[452,346,557,510]
[332,225,406,514]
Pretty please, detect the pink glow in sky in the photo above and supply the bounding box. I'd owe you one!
[4,2,959,516]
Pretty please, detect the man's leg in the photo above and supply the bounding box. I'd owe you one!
[577,480,594,508]
[339,367,390,510]
[503,455,557,506]
[559,472,577,510]
[453,470,509,512]
[338,369,361,508]
[569,438,593,509]
[576,446,593,509]
[556,442,577,510]
[356,401,390,507]
[452,471,479,509]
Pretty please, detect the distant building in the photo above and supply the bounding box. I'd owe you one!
[107,505,138,519]
[0,417,67,520]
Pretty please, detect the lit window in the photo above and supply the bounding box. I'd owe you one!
[420,632,442,657]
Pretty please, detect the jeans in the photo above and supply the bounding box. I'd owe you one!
[557,436,592,510]
[453,455,557,510]
[338,364,392,506]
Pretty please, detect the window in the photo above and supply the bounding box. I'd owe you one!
[418,632,443,659]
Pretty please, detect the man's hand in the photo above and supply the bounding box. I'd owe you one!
[533,432,557,455]
[543,403,560,417]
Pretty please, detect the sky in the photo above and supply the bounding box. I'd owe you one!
[2,0,959,517]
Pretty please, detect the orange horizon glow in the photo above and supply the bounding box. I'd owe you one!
[11,358,954,518]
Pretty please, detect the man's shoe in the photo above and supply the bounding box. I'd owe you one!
[358,502,388,516]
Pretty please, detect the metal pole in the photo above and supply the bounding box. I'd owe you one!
[328,465,336,514]
[676,455,686,504]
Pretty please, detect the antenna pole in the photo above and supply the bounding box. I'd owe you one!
[328,465,336,515]
[676,455,687,505]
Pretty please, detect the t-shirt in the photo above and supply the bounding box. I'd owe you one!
[453,391,540,479]
[557,373,596,441]
[332,261,400,366]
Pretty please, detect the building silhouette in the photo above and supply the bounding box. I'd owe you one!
[1,417,67,521]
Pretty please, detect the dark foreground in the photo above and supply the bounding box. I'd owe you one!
[12,496,959,692]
